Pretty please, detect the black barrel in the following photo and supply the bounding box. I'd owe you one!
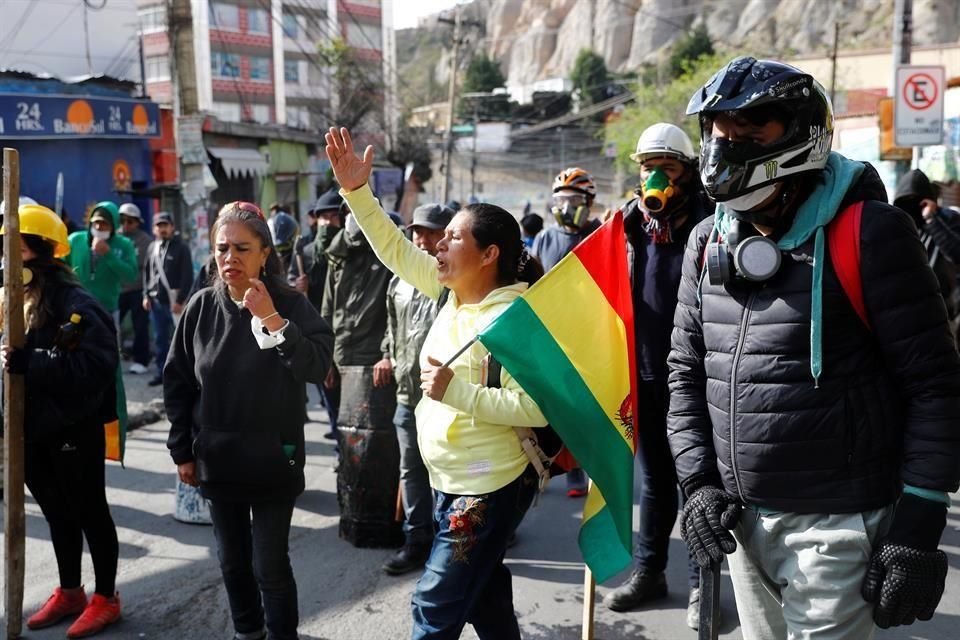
[336,365,403,548]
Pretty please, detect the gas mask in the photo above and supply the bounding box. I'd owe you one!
[640,168,680,216]
[551,194,590,229]
[704,217,782,285]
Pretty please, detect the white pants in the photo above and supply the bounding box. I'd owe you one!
[728,505,893,640]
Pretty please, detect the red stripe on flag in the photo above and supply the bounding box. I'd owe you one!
[571,211,639,451]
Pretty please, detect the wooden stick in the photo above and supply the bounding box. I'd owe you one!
[394,485,404,523]
[4,147,26,640]
[581,477,596,640]
[581,564,596,640]
[698,561,722,640]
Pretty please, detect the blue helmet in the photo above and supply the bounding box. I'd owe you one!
[268,211,300,253]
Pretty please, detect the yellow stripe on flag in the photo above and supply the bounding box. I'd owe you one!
[524,256,634,452]
[105,419,121,461]
[583,481,607,521]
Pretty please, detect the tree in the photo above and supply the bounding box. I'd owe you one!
[317,37,384,131]
[570,49,610,107]
[458,53,509,120]
[387,122,433,186]
[461,53,506,94]
[605,53,725,172]
[668,25,714,79]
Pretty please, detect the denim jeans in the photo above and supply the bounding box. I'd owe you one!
[149,300,174,376]
[209,499,299,640]
[395,403,433,546]
[320,381,340,434]
[634,382,698,588]
[118,289,150,366]
[411,466,538,640]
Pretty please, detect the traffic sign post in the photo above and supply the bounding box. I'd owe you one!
[895,65,946,147]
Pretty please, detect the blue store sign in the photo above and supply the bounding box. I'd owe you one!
[0,93,160,139]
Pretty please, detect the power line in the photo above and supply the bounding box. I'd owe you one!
[0,0,39,54]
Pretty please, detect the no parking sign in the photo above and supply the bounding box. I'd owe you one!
[895,65,945,146]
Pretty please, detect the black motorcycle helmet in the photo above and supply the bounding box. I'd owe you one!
[687,56,834,205]
[268,211,300,255]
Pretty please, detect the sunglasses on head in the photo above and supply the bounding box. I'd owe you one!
[226,201,265,220]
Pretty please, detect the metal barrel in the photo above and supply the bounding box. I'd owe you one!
[336,365,402,548]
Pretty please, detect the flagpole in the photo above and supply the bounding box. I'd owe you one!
[581,479,596,640]
[442,335,478,368]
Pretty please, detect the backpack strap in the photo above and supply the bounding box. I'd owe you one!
[827,201,870,330]
[483,354,552,495]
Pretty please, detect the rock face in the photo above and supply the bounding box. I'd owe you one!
[450,0,959,89]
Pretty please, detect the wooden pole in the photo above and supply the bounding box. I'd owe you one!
[581,477,596,640]
[3,147,26,639]
[581,565,596,640]
[698,561,722,640]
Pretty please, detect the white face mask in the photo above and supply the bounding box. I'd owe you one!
[724,184,777,213]
[344,214,362,239]
[91,229,111,241]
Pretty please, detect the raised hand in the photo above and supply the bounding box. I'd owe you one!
[324,127,375,192]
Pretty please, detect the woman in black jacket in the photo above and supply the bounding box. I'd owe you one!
[1,204,122,638]
[165,201,333,640]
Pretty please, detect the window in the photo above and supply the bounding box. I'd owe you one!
[144,55,170,81]
[139,5,166,32]
[211,101,241,123]
[251,104,271,124]
[285,106,309,129]
[346,22,381,50]
[211,51,240,78]
[284,60,299,83]
[249,56,271,82]
[282,13,298,38]
[209,2,239,30]
[247,8,269,34]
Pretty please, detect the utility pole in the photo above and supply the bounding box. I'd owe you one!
[829,20,840,105]
[138,21,148,98]
[892,0,913,179]
[439,7,463,204]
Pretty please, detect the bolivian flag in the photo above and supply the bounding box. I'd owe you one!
[478,211,637,582]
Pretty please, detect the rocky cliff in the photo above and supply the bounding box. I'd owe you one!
[398,0,960,102]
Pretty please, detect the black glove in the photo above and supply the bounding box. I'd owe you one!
[680,485,742,568]
[862,493,948,628]
[2,347,31,375]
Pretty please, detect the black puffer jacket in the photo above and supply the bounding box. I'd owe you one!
[668,167,960,514]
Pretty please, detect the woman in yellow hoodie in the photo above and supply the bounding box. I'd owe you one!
[327,127,547,639]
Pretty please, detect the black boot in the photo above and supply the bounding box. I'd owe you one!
[603,570,668,612]
[382,543,431,576]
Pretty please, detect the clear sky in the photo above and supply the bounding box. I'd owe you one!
[392,0,461,30]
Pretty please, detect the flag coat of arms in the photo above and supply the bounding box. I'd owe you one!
[477,211,638,582]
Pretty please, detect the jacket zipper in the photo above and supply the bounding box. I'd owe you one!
[729,291,755,502]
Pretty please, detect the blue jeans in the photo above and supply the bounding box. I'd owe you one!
[149,300,174,377]
[411,466,537,640]
[118,289,150,366]
[395,403,433,546]
[209,499,298,640]
[634,381,698,588]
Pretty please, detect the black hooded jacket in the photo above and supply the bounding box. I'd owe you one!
[668,164,960,513]
[893,169,960,318]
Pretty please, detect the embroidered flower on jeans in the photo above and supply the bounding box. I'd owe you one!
[448,496,487,563]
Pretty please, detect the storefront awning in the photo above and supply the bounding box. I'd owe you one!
[207,146,269,179]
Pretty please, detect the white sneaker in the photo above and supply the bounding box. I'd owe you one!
[128,363,148,374]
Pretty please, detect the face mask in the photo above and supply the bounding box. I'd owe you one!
[551,201,589,229]
[344,214,362,239]
[724,184,777,213]
[640,168,679,216]
[91,229,111,241]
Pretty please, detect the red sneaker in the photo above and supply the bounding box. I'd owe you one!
[27,586,87,629]
[66,593,121,638]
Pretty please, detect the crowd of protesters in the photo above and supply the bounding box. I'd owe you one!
[2,54,959,640]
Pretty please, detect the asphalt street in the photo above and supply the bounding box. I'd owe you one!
[2,372,959,639]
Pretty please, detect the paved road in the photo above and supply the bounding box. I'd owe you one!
[2,376,959,639]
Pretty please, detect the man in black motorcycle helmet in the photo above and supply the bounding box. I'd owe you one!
[668,56,960,638]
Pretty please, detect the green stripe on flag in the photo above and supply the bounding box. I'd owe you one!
[479,299,634,577]
[579,504,633,583]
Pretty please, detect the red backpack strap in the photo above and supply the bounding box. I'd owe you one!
[827,201,870,329]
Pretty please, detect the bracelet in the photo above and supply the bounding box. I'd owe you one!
[261,311,280,322]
